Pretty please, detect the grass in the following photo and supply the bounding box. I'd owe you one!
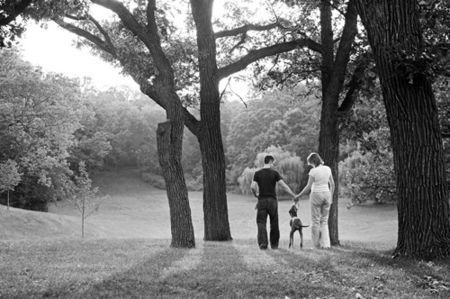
[0,169,448,298]
[0,238,449,298]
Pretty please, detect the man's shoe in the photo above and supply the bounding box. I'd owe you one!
[259,245,268,250]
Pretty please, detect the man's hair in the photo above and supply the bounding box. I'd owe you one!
[264,155,275,164]
[307,152,324,167]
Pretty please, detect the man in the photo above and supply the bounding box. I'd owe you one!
[251,155,296,249]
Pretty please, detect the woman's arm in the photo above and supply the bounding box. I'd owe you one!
[295,175,314,202]
[329,172,335,195]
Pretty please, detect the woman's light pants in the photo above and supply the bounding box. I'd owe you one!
[310,191,332,248]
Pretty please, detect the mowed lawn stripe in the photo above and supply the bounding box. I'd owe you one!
[0,239,173,298]
[160,242,204,279]
[232,242,286,271]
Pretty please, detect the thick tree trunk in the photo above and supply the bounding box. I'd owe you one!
[357,0,450,259]
[157,119,195,248]
[191,0,232,241]
[198,122,232,241]
[318,94,340,245]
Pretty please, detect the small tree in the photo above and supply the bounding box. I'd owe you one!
[71,161,104,238]
[0,160,22,210]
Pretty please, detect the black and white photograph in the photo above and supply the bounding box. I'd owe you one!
[0,0,449,298]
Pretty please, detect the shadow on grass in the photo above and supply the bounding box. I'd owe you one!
[40,241,346,298]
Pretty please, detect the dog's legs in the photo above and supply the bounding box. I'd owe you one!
[299,230,303,249]
[289,230,294,248]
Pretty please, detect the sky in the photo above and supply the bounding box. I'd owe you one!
[20,21,138,90]
[17,1,251,96]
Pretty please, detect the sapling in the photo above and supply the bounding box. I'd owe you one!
[0,160,22,210]
[71,161,106,238]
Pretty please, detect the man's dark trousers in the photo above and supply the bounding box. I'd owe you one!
[256,196,279,249]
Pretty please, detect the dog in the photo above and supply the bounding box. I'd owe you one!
[288,204,309,249]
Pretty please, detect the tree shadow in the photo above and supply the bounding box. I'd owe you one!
[38,241,346,298]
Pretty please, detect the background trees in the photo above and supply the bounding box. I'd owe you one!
[0,48,84,210]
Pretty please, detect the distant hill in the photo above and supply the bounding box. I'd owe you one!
[0,204,101,240]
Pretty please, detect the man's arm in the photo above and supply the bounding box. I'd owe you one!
[278,179,296,199]
[250,181,259,198]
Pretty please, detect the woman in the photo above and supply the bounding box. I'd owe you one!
[295,152,335,249]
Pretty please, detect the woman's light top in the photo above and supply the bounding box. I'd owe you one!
[309,165,332,193]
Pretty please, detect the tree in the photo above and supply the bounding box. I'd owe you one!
[0,159,22,210]
[48,0,329,243]
[239,0,359,245]
[0,48,84,211]
[356,0,450,259]
[0,0,33,47]
[71,161,104,238]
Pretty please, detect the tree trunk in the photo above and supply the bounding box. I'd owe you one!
[318,94,340,245]
[198,116,232,241]
[157,119,195,248]
[316,0,357,246]
[82,198,85,239]
[191,0,232,241]
[357,0,450,259]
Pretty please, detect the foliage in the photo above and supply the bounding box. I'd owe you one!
[237,145,304,196]
[339,94,396,205]
[0,159,22,193]
[0,48,84,210]
[226,85,320,187]
[70,161,105,238]
[0,159,22,209]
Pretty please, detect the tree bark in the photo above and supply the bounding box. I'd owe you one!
[317,0,358,246]
[356,0,450,259]
[191,0,232,241]
[157,120,195,248]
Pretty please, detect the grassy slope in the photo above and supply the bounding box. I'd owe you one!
[2,169,448,298]
[0,205,103,240]
[48,169,398,246]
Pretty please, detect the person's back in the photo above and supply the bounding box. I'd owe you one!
[253,168,281,198]
[251,155,296,250]
[309,164,332,193]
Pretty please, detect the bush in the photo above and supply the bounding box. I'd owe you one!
[140,172,166,190]
[237,146,304,197]
[339,131,396,206]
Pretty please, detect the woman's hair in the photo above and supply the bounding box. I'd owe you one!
[307,152,324,167]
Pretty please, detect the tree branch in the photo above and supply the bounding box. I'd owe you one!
[54,19,114,55]
[87,14,116,54]
[218,39,322,80]
[0,0,33,26]
[91,0,155,54]
[215,22,281,39]
[338,57,367,115]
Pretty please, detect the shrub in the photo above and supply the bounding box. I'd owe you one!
[237,146,304,197]
[339,130,396,206]
[140,172,166,190]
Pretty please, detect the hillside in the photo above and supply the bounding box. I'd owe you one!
[0,204,102,240]
[2,169,398,245]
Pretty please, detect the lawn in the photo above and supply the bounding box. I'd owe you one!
[1,239,449,298]
[1,169,448,298]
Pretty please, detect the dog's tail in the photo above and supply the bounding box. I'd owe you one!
[301,225,309,227]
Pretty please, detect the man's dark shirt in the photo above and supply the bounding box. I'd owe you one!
[253,168,282,199]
